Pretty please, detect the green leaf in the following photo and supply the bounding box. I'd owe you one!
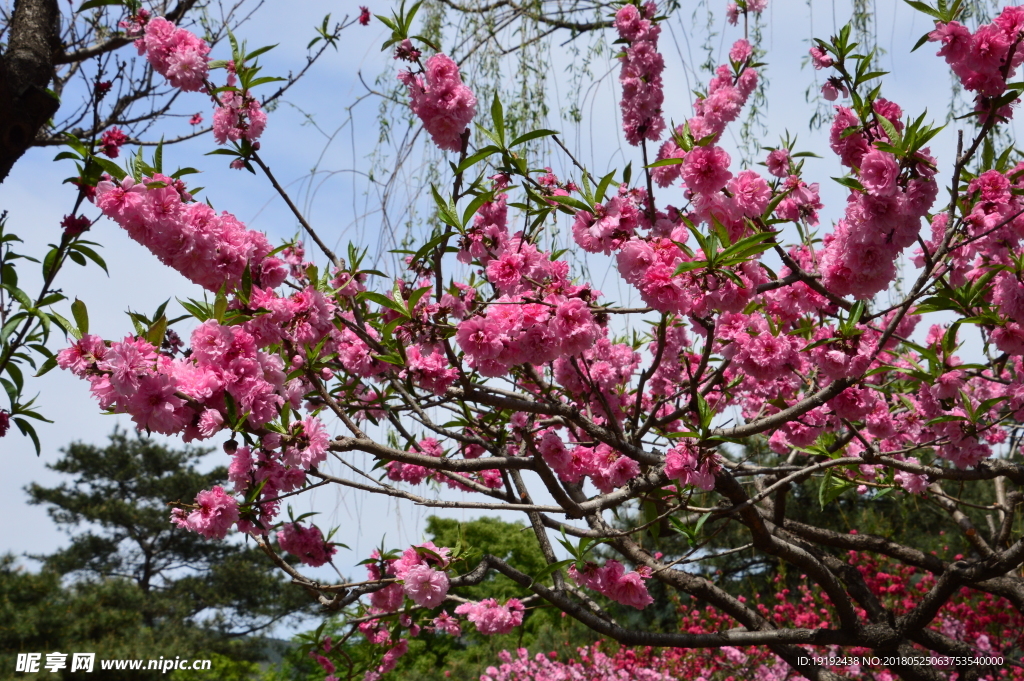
[646,157,685,168]
[358,291,409,316]
[903,0,942,19]
[490,93,505,146]
[531,560,574,586]
[877,115,903,150]
[546,194,592,213]
[832,175,866,192]
[35,356,59,378]
[454,146,500,174]
[240,262,253,305]
[508,129,558,148]
[430,185,460,228]
[48,312,80,340]
[1,283,33,309]
[693,511,711,537]
[13,418,41,456]
[79,0,127,9]
[246,76,287,88]
[214,287,228,322]
[595,170,617,205]
[69,243,108,274]
[153,139,164,174]
[71,299,89,335]
[245,44,279,61]
[146,315,168,347]
[819,469,855,509]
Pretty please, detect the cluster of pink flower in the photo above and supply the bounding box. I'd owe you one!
[170,485,238,539]
[136,16,211,92]
[569,559,654,610]
[399,53,477,152]
[56,318,306,437]
[553,335,640,423]
[227,443,307,533]
[364,542,452,612]
[455,292,602,377]
[94,174,285,291]
[726,0,768,26]
[454,598,526,635]
[539,434,640,493]
[929,6,1024,118]
[614,3,665,145]
[458,193,509,263]
[386,437,503,491]
[571,188,646,254]
[352,542,536,680]
[57,292,345,538]
[99,127,128,158]
[482,646,676,681]
[277,522,338,567]
[130,15,271,155]
[913,165,1024,357]
[652,39,759,188]
[357,545,527,667]
[363,640,408,681]
[615,233,766,317]
[819,101,938,298]
[664,440,717,491]
[478,548,1024,681]
[213,89,267,146]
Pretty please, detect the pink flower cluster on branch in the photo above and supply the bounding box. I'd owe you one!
[399,53,477,152]
[651,40,759,187]
[615,3,665,145]
[94,175,285,291]
[136,16,211,92]
[278,522,338,566]
[929,7,1024,118]
[820,102,938,299]
[569,559,654,610]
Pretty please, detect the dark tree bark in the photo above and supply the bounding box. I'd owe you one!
[0,0,60,183]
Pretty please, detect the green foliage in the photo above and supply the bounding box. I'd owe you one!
[266,516,600,681]
[1,429,316,680]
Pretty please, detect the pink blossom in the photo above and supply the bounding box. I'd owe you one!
[454,598,525,635]
[283,416,330,469]
[765,148,790,178]
[402,564,450,608]
[730,39,753,63]
[858,148,900,197]
[664,441,716,491]
[681,145,732,195]
[809,45,833,69]
[99,127,128,158]
[571,197,639,254]
[139,17,210,92]
[728,170,771,217]
[213,91,267,145]
[403,345,458,396]
[549,296,599,357]
[277,522,338,567]
[57,334,107,376]
[171,485,238,539]
[615,3,665,145]
[432,612,461,636]
[399,54,477,152]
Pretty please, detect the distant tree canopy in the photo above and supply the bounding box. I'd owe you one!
[1,429,315,680]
